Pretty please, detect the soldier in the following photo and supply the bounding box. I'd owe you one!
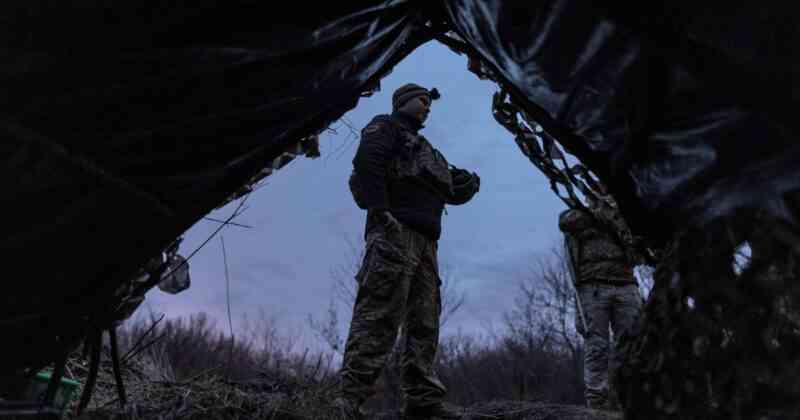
[559,194,643,410]
[333,83,480,419]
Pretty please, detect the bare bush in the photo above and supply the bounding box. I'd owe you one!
[435,332,584,406]
[429,243,584,406]
[117,311,333,384]
[505,244,582,356]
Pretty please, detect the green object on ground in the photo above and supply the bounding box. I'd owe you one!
[25,371,80,416]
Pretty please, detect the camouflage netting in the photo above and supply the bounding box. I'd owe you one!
[616,207,800,419]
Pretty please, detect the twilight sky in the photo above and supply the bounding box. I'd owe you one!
[142,40,569,351]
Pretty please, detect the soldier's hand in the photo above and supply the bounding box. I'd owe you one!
[381,211,402,233]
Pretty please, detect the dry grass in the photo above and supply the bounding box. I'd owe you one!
[67,368,618,420]
[61,353,617,420]
[50,311,612,420]
[65,355,345,420]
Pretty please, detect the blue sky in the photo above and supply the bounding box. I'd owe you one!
[143,40,568,350]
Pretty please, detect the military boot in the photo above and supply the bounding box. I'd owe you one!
[403,401,464,420]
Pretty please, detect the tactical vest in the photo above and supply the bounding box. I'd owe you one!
[349,118,453,209]
[391,127,453,198]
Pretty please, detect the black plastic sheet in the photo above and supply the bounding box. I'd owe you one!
[0,0,431,373]
[443,0,800,242]
[439,3,800,416]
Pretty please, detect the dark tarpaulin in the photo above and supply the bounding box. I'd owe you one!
[442,0,800,243]
[0,0,433,374]
[2,0,799,386]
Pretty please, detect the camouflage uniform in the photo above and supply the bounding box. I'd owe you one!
[340,221,446,407]
[341,96,479,413]
[560,204,642,409]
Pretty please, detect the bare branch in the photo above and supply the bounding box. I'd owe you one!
[504,241,581,356]
[307,300,344,354]
[439,263,466,328]
[203,217,253,229]
[220,235,235,380]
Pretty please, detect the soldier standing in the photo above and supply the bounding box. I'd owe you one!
[559,195,643,410]
[334,83,480,419]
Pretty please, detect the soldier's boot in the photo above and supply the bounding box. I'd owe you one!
[404,402,464,420]
[331,396,365,420]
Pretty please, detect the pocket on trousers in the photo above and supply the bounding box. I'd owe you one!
[357,238,408,299]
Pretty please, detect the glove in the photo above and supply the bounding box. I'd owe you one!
[448,168,480,204]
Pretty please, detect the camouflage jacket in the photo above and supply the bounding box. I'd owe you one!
[559,206,636,285]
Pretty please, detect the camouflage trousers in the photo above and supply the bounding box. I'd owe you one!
[576,283,642,408]
[340,223,446,408]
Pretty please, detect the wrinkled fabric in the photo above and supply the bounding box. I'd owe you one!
[560,208,635,284]
[393,130,454,198]
[353,111,464,240]
[340,223,446,407]
[577,283,642,407]
[443,1,800,244]
[0,0,432,376]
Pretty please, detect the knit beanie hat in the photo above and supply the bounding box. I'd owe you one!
[392,83,430,111]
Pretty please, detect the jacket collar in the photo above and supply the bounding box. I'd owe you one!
[391,110,424,132]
